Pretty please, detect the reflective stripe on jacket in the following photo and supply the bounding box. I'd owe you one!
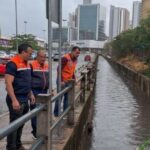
[30,60,49,92]
[11,55,31,95]
[62,53,77,82]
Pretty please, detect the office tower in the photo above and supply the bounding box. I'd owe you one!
[109,5,130,40]
[83,0,92,4]
[77,4,106,41]
[68,13,77,42]
[52,27,68,45]
[141,0,150,19]
[132,1,142,28]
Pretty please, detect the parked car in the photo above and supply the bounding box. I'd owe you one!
[53,53,59,61]
[0,58,6,76]
[9,51,17,58]
[0,51,9,59]
[31,51,37,60]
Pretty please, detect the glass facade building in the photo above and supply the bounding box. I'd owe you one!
[52,27,68,45]
[78,4,106,41]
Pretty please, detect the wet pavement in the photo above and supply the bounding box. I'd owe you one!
[91,57,150,150]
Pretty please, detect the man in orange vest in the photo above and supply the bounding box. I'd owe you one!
[5,43,35,150]
[54,46,80,117]
[30,50,49,138]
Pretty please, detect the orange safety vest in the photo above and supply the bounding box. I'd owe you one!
[62,53,77,82]
[11,55,31,71]
[31,60,48,72]
[30,60,49,91]
[10,55,31,95]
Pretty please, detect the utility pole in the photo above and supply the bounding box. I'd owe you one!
[24,21,28,34]
[42,29,46,50]
[15,0,18,50]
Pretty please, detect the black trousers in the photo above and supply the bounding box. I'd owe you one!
[6,98,29,150]
[30,103,37,135]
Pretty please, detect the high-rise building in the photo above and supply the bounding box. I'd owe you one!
[132,1,141,28]
[68,13,78,42]
[68,13,76,28]
[141,0,150,19]
[99,5,107,40]
[83,0,92,4]
[52,27,68,45]
[52,27,77,45]
[109,5,130,40]
[77,4,106,41]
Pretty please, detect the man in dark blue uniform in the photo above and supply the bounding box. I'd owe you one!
[5,43,35,150]
[30,50,49,139]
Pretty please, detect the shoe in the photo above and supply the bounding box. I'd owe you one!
[17,146,27,150]
[31,131,37,140]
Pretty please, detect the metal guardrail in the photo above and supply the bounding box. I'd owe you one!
[0,55,98,150]
[50,106,71,131]
[29,137,45,150]
[51,85,72,103]
[0,104,46,140]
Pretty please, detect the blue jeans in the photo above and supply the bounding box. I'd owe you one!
[54,83,68,117]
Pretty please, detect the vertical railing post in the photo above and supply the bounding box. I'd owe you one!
[36,94,51,150]
[67,80,75,125]
[81,72,86,103]
[87,68,92,91]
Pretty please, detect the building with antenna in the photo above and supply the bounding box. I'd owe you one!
[83,0,92,4]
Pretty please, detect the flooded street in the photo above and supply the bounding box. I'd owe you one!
[91,57,150,150]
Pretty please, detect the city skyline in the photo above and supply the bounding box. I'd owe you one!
[0,0,141,39]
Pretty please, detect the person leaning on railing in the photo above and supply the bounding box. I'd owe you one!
[5,43,35,150]
[29,50,49,139]
[54,46,80,117]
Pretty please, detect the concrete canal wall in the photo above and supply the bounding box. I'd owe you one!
[105,56,150,100]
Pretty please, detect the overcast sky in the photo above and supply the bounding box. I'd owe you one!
[0,0,141,39]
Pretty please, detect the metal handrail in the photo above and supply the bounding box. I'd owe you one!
[75,90,83,102]
[29,137,45,150]
[76,75,84,84]
[51,84,72,103]
[50,106,71,131]
[0,104,46,139]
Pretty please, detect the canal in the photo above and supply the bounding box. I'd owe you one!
[91,56,150,150]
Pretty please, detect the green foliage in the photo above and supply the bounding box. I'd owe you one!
[11,34,42,50]
[0,45,7,50]
[138,139,150,150]
[109,15,150,60]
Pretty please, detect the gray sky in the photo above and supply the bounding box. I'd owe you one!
[0,0,141,39]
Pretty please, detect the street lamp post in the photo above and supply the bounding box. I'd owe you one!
[62,19,67,27]
[15,0,18,50]
[24,21,28,34]
[42,29,46,49]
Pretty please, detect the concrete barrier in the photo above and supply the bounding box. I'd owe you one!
[105,56,150,100]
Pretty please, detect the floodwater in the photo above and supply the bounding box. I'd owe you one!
[91,57,150,150]
[0,53,88,115]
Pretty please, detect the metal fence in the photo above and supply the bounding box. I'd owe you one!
[0,55,98,150]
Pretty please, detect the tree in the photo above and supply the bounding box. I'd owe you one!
[11,34,43,50]
[110,15,150,60]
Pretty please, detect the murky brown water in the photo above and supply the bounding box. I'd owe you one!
[91,57,150,150]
